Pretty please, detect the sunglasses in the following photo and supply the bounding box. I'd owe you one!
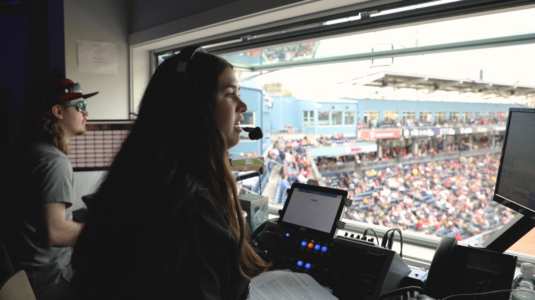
[60,100,87,113]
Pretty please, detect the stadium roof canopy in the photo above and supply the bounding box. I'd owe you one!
[347,71,535,98]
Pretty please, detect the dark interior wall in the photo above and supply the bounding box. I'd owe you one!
[0,3,31,143]
[0,0,64,145]
[129,0,242,33]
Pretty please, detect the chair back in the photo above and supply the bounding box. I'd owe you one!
[0,270,36,300]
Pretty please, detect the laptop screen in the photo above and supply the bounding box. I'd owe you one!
[282,185,345,234]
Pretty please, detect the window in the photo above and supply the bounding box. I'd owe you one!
[303,111,314,126]
[497,112,506,120]
[463,112,472,122]
[403,111,416,121]
[344,111,355,125]
[148,1,535,259]
[364,111,379,127]
[475,111,484,119]
[243,112,255,125]
[332,111,342,125]
[487,111,495,120]
[383,111,398,123]
[318,111,329,126]
[436,111,446,124]
[420,111,431,123]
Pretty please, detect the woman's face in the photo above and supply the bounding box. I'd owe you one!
[215,67,248,150]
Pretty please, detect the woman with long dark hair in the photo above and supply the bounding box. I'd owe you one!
[71,47,270,299]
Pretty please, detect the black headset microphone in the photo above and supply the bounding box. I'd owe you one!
[241,126,263,140]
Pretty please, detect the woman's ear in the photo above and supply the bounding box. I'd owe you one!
[51,104,64,119]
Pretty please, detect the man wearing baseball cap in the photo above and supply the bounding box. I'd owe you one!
[0,78,97,299]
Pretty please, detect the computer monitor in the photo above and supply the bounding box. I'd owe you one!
[493,108,535,219]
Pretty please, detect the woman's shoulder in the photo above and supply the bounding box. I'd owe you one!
[187,187,233,237]
[190,187,224,214]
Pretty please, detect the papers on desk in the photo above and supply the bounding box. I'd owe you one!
[250,270,338,300]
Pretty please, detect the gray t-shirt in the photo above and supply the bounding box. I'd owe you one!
[0,141,74,289]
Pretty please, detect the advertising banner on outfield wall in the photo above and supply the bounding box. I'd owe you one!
[360,129,402,139]
[401,126,496,137]
[307,142,378,157]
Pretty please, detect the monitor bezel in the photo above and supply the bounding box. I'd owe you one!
[493,108,535,219]
[279,182,348,239]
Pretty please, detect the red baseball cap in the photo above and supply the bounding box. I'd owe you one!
[40,78,99,106]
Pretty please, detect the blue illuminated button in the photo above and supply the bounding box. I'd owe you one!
[305,263,311,269]
[314,244,320,251]
[297,261,303,267]
[286,233,290,237]
[321,246,328,252]
[301,241,307,247]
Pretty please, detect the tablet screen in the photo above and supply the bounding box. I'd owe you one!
[282,185,345,233]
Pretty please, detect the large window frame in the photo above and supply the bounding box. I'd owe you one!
[364,110,379,127]
[344,111,355,125]
[436,111,447,124]
[450,111,460,121]
[318,111,330,126]
[332,111,343,125]
[303,110,314,126]
[420,111,431,123]
[143,0,535,262]
[403,111,416,121]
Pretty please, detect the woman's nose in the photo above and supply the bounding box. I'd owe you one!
[238,98,247,112]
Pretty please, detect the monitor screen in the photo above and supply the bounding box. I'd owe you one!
[281,183,347,236]
[494,108,535,218]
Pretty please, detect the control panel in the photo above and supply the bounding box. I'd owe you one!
[256,221,411,300]
[257,221,335,286]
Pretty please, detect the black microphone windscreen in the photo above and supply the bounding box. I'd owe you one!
[248,127,263,140]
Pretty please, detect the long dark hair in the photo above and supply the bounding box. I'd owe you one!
[71,51,269,295]
[13,89,67,154]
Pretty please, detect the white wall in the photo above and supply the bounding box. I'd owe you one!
[63,0,129,205]
[72,171,105,210]
[64,0,130,120]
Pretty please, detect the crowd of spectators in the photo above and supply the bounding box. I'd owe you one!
[244,42,318,64]
[261,135,509,241]
[313,138,499,167]
[361,117,508,129]
[379,139,499,161]
[269,137,314,196]
[325,154,511,240]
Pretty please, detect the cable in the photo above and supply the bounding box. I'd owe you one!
[253,230,277,246]
[379,286,424,300]
[441,289,512,300]
[257,171,262,193]
[384,228,403,258]
[363,228,380,246]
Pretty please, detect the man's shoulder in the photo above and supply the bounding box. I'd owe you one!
[24,141,69,163]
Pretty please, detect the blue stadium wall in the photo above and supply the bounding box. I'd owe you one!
[229,87,272,157]
[353,99,522,121]
[232,93,523,157]
[271,96,359,135]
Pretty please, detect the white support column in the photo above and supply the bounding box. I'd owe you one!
[377,141,382,158]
